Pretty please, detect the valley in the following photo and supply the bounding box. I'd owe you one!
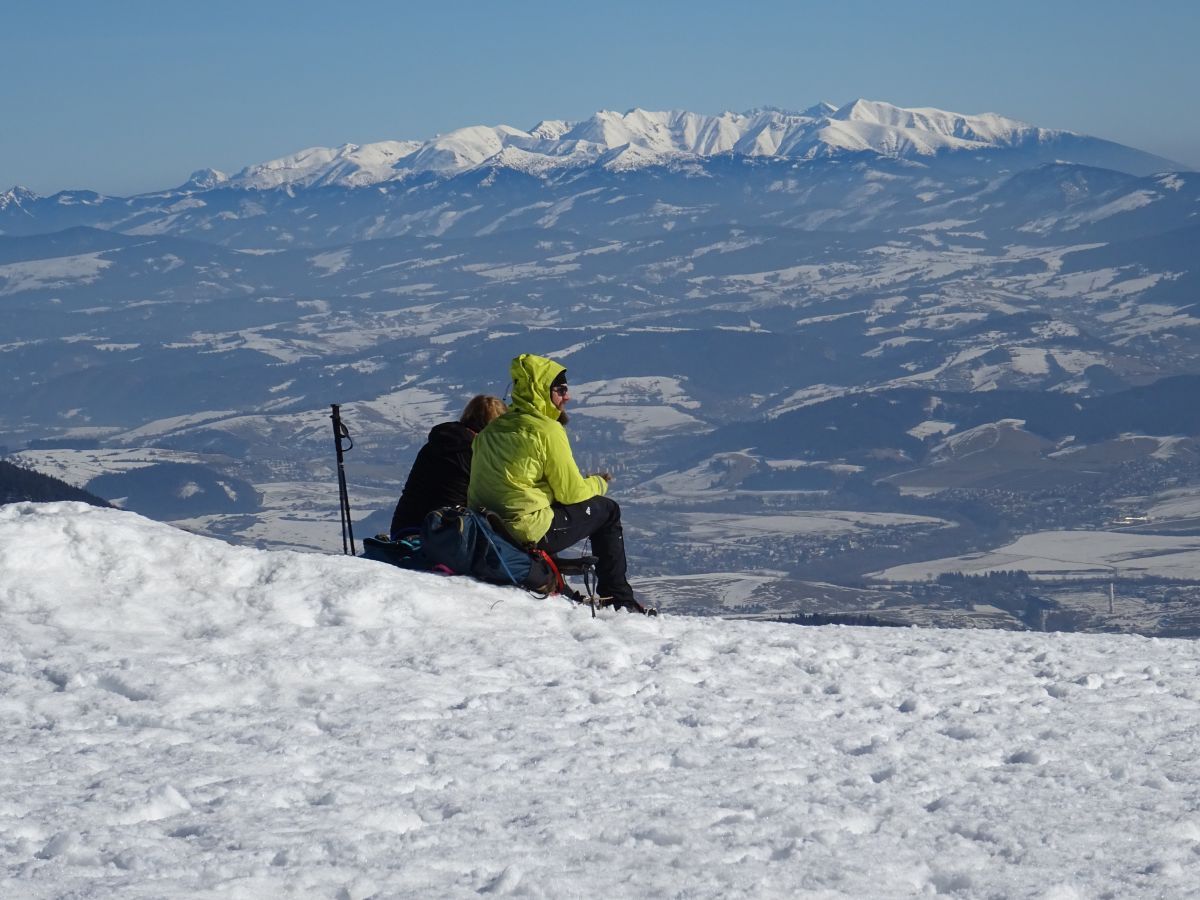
[3,101,1199,637]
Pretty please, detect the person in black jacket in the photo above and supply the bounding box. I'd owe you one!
[389,395,506,538]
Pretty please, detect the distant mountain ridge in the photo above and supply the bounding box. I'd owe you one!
[144,99,1187,188]
[2,99,1183,206]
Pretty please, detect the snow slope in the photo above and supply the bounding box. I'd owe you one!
[2,503,1198,898]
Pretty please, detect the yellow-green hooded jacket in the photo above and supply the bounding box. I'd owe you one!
[468,354,608,544]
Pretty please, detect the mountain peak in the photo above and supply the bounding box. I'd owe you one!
[529,119,572,141]
[0,185,38,208]
[803,101,839,119]
[183,168,229,190]
[822,99,1053,153]
[227,139,423,189]
[833,98,912,124]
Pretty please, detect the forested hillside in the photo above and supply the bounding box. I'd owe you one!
[0,459,111,507]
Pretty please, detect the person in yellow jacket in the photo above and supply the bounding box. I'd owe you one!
[469,353,644,612]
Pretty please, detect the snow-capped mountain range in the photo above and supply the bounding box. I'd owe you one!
[210,100,1076,189]
[2,99,1182,205]
[2,99,1191,254]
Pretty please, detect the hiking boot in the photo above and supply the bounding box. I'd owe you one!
[609,597,654,615]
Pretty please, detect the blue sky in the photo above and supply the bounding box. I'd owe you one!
[5,0,1199,195]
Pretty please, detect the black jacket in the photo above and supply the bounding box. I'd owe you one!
[390,422,475,537]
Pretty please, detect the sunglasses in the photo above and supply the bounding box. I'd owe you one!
[551,384,570,395]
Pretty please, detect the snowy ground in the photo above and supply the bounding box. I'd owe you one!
[10,447,213,486]
[874,530,1200,582]
[2,503,1199,899]
[1149,486,1200,522]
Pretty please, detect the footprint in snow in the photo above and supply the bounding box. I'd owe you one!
[97,674,153,702]
[479,864,523,894]
[1005,749,1047,766]
[941,725,979,741]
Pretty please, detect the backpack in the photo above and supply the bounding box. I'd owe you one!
[360,529,425,569]
[420,506,558,594]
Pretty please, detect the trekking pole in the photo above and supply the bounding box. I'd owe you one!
[330,404,357,556]
[583,560,597,619]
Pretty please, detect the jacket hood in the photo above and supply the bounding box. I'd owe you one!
[509,354,565,421]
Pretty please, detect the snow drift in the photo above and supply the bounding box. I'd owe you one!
[1,502,1197,898]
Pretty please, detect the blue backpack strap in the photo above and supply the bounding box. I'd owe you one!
[468,509,521,586]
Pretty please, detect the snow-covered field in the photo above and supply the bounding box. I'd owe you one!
[10,447,213,488]
[680,510,947,544]
[875,530,1200,582]
[1150,486,1200,522]
[2,503,1198,898]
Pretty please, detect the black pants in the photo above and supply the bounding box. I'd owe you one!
[537,496,635,605]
